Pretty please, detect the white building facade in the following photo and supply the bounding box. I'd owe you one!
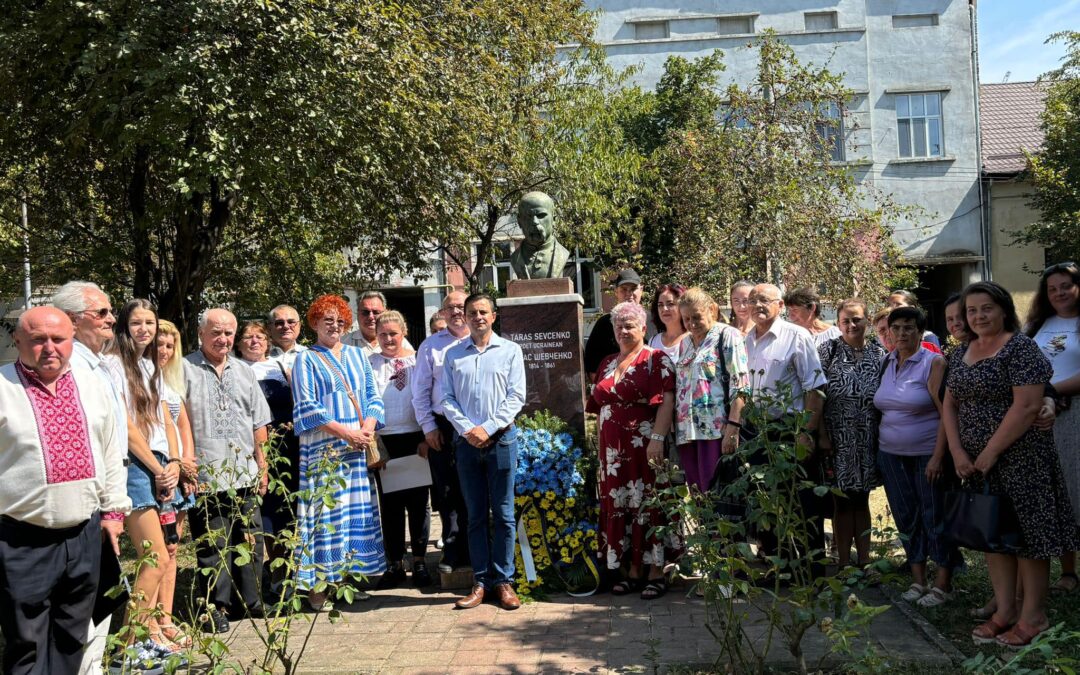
[586,0,985,310]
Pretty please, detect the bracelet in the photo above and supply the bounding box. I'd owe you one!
[649,433,665,442]
[102,511,126,522]
[725,420,742,429]
[166,458,181,465]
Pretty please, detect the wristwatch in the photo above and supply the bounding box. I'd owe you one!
[649,433,665,442]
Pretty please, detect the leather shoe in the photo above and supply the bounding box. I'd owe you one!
[494,583,521,610]
[454,584,485,609]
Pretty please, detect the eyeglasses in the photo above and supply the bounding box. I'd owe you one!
[320,318,346,327]
[82,307,114,319]
[359,309,383,317]
[1043,261,1078,277]
[272,319,298,327]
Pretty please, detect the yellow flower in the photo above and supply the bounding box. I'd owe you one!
[545,490,556,500]
[566,497,576,507]
[540,499,550,510]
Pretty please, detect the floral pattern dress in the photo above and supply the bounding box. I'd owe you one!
[947,334,1080,559]
[586,347,678,570]
[818,337,886,492]
[674,323,750,443]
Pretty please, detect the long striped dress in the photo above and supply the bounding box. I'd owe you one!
[291,343,386,589]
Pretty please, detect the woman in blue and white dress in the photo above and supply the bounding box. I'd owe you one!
[291,294,386,608]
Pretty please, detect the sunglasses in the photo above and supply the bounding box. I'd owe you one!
[82,307,114,319]
[359,309,383,316]
[273,319,299,327]
[1043,261,1078,277]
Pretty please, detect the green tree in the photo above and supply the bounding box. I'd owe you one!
[0,0,640,329]
[644,34,906,299]
[1013,31,1080,264]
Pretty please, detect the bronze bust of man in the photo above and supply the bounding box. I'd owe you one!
[510,191,571,279]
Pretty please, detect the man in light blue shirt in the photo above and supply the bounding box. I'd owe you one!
[442,293,526,610]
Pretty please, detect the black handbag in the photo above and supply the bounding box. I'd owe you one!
[940,482,1024,554]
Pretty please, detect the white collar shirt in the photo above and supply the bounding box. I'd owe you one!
[744,317,826,416]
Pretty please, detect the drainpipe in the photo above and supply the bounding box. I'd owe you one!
[970,0,990,280]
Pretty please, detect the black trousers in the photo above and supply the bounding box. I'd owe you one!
[188,489,264,613]
[747,421,827,580]
[374,431,432,563]
[429,414,469,567]
[0,513,101,675]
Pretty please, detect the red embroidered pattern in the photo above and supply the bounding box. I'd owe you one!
[16,363,97,484]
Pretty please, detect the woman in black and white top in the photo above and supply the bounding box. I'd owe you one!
[368,310,433,589]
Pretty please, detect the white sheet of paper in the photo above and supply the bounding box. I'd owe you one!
[379,454,432,493]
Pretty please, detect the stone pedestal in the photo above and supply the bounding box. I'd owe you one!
[499,280,586,437]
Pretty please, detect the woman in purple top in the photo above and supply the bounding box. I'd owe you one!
[874,306,959,608]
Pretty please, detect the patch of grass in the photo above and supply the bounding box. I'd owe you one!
[890,551,1080,667]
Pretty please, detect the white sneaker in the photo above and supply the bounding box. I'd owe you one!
[917,587,952,607]
[901,583,929,602]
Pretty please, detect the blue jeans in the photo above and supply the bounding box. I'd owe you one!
[877,452,963,571]
[454,426,518,588]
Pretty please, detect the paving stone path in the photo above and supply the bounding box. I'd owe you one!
[218,579,958,674]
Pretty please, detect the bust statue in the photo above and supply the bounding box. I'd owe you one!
[510,191,571,279]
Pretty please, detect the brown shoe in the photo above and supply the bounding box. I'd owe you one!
[495,583,521,610]
[454,584,485,609]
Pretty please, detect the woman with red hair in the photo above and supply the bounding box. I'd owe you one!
[291,294,386,608]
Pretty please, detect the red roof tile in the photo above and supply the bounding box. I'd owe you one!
[980,81,1048,175]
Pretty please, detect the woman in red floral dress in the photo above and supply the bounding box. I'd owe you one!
[587,301,677,599]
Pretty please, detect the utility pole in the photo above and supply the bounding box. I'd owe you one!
[21,198,31,310]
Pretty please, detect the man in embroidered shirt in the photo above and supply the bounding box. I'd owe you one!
[183,308,273,631]
[267,304,308,371]
[0,307,130,675]
[342,291,414,356]
[412,290,471,572]
[744,283,827,578]
[50,281,131,675]
[442,293,526,610]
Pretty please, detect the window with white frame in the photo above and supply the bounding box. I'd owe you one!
[477,241,515,294]
[804,11,838,30]
[895,92,943,158]
[814,101,844,161]
[635,21,669,40]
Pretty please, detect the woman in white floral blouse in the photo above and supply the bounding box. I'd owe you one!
[674,288,751,492]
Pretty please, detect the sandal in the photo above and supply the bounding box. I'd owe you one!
[1051,571,1079,594]
[900,583,929,602]
[972,617,1015,645]
[996,621,1048,649]
[640,578,668,600]
[149,631,185,654]
[917,587,953,608]
[611,578,643,596]
[158,623,193,649]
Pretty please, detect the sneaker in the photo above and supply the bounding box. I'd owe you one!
[435,538,445,550]
[200,607,230,634]
[412,561,433,587]
[901,583,929,602]
[108,643,165,675]
[437,562,453,574]
[376,564,407,590]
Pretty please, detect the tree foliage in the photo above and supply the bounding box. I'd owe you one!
[1014,31,1080,265]
[617,35,907,300]
[0,0,641,331]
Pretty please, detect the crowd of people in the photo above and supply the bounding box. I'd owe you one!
[1,264,1079,672]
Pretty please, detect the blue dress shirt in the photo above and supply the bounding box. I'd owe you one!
[442,332,526,436]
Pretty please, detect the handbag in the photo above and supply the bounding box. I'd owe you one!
[313,350,388,470]
[940,482,1024,554]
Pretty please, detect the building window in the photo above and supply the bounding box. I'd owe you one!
[896,92,943,158]
[635,21,669,40]
[719,105,751,130]
[814,101,844,161]
[804,11,838,30]
[478,241,515,294]
[571,250,601,312]
[893,14,938,28]
[716,15,754,35]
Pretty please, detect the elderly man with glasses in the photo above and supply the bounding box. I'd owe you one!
[743,283,828,580]
[268,304,308,372]
[50,281,131,675]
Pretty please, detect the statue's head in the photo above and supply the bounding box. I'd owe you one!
[517,191,555,247]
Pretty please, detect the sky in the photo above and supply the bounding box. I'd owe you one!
[978,0,1080,83]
